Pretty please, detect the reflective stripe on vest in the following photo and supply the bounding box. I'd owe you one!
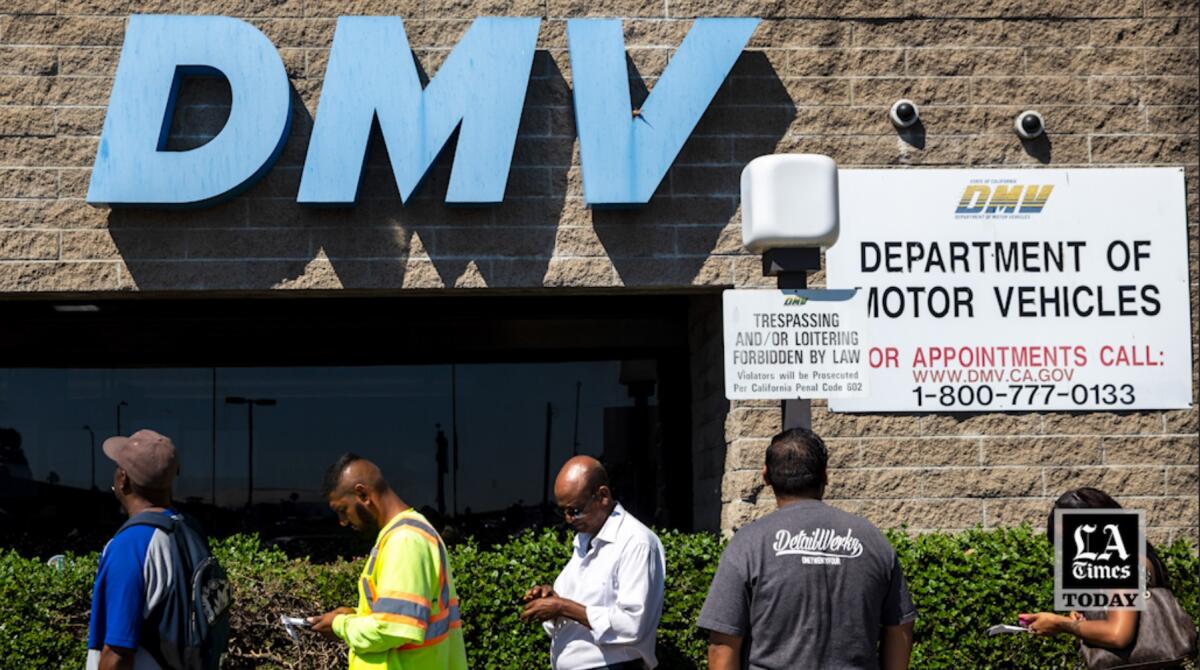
[362,515,461,643]
[398,601,462,650]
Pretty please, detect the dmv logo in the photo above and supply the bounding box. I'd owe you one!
[954,183,1054,215]
[86,15,759,209]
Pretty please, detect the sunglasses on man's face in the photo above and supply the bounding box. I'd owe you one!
[555,491,599,520]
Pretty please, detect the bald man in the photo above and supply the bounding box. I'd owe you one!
[520,456,665,670]
[309,453,467,670]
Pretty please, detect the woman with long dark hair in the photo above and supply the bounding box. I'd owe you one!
[1020,487,1172,650]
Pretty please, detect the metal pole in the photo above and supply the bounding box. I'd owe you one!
[571,382,581,456]
[435,425,447,516]
[782,271,812,431]
[211,369,217,506]
[451,365,459,517]
[246,403,254,509]
[225,396,274,510]
[764,248,819,431]
[116,400,126,435]
[83,425,95,490]
[542,402,553,508]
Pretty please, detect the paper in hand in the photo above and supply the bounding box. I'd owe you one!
[281,615,313,641]
[986,624,1030,636]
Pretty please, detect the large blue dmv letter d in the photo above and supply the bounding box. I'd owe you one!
[298,17,541,205]
[568,18,758,206]
[87,16,291,207]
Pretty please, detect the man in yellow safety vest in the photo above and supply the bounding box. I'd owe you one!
[309,453,468,670]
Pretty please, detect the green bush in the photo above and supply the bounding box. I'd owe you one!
[451,529,723,669]
[1,526,1196,669]
[0,550,96,667]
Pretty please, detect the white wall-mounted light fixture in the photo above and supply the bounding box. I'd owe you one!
[738,153,841,431]
[740,153,839,254]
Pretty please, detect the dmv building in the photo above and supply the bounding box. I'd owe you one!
[0,2,1196,545]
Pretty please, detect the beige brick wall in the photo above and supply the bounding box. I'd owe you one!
[1,1,1196,537]
[720,404,1199,542]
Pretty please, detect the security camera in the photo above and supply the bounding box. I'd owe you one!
[889,99,919,129]
[1014,110,1045,139]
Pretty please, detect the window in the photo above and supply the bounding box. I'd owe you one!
[0,294,694,554]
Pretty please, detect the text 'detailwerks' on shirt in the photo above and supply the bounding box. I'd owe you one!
[697,499,917,670]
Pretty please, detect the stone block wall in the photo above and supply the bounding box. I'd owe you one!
[720,401,1199,543]
[0,1,1196,537]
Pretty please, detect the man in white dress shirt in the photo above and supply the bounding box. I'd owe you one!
[520,456,666,670]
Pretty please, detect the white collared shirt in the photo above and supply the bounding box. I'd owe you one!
[544,502,666,670]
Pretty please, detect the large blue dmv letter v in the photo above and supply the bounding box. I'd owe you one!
[298,17,541,205]
[87,16,291,207]
[568,18,758,206]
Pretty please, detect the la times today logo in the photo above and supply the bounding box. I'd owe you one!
[1054,509,1146,611]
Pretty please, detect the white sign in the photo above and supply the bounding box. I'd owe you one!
[827,168,1193,412]
[724,289,869,400]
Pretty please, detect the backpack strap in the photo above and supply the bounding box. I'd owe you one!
[115,511,182,670]
[118,510,176,536]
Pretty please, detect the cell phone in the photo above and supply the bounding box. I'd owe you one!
[986,624,1030,636]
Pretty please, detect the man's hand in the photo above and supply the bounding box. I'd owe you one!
[523,584,557,602]
[308,607,356,641]
[521,595,592,628]
[519,596,563,623]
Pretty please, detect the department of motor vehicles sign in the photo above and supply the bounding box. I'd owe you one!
[827,168,1193,412]
[723,289,869,400]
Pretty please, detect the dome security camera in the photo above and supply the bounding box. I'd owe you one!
[889,99,919,129]
[1014,110,1045,139]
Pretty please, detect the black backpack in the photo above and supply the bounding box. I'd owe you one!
[117,511,232,670]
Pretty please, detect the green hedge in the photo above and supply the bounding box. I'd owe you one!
[1,527,1196,669]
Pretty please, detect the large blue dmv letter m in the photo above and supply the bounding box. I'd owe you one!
[298,17,541,205]
[568,18,758,206]
[87,16,291,207]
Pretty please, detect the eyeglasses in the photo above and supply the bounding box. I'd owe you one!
[555,492,598,520]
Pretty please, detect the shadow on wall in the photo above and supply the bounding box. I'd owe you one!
[593,50,795,287]
[1021,134,1053,164]
[107,49,794,291]
[897,119,926,150]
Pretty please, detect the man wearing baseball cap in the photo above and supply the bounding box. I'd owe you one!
[86,429,182,670]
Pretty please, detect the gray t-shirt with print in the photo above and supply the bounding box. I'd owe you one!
[697,499,917,670]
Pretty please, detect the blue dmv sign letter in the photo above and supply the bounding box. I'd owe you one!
[86,15,758,209]
[298,17,541,206]
[87,16,292,207]
[568,18,758,206]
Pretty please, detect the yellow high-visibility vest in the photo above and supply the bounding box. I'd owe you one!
[333,509,468,670]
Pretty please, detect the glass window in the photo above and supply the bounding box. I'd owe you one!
[1,360,668,555]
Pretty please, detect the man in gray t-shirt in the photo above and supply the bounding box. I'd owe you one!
[698,427,917,670]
